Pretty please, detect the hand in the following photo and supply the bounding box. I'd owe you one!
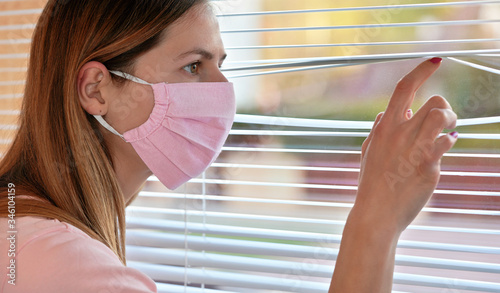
[354,58,458,235]
[329,58,457,293]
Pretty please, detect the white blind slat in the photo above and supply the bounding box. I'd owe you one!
[126,246,500,278]
[221,19,500,34]
[225,38,500,50]
[126,206,500,236]
[128,261,330,293]
[126,218,500,255]
[0,23,35,31]
[0,8,41,16]
[136,190,500,217]
[233,113,500,128]
[217,1,500,17]
[129,261,500,293]
[146,177,500,198]
[156,282,238,293]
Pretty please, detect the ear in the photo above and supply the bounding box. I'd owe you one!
[77,61,113,116]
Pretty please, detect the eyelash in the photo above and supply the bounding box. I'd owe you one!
[183,61,201,75]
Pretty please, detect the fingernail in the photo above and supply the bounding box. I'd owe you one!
[406,109,413,119]
[429,57,442,64]
[449,131,459,138]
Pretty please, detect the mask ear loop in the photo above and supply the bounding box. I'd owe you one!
[109,70,152,85]
[93,115,126,141]
[92,70,153,141]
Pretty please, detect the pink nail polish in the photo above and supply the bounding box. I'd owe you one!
[429,57,442,64]
[449,131,458,138]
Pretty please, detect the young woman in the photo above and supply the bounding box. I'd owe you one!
[0,0,457,292]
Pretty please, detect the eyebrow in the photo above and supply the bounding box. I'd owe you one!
[175,48,227,63]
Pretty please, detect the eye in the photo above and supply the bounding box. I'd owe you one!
[183,62,200,75]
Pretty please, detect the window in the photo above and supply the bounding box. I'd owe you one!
[0,1,34,155]
[1,1,499,292]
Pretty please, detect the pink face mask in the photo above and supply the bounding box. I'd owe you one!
[94,71,236,190]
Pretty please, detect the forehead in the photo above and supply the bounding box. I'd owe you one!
[169,3,218,32]
[131,4,225,81]
[160,4,224,57]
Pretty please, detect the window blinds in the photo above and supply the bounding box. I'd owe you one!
[0,1,35,155]
[126,1,500,292]
[0,1,499,293]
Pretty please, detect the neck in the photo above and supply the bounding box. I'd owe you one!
[106,133,152,205]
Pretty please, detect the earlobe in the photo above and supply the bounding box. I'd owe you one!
[77,61,111,116]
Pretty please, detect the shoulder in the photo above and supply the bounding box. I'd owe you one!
[0,216,157,293]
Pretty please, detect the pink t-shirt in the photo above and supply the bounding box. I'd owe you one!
[0,216,157,292]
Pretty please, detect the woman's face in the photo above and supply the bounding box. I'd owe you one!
[108,4,228,134]
[92,3,228,199]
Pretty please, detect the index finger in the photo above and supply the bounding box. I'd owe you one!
[385,57,442,122]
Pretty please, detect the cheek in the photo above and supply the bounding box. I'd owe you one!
[127,85,155,129]
[109,85,155,133]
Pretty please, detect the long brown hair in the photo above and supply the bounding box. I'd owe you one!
[0,0,206,264]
